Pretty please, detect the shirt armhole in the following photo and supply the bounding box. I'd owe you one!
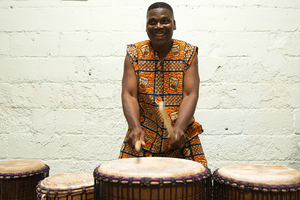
[185,45,198,72]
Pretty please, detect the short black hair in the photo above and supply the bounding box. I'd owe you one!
[147,2,173,15]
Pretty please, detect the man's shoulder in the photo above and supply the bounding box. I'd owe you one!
[126,40,151,59]
[127,40,151,48]
[174,39,197,49]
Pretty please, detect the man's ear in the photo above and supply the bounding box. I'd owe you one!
[173,20,177,30]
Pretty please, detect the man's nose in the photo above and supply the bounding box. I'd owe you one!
[155,22,163,29]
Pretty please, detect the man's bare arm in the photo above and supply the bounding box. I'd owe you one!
[121,55,145,147]
[170,53,200,149]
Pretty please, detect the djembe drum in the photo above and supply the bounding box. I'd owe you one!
[0,159,49,200]
[213,164,300,200]
[36,173,94,200]
[94,157,211,200]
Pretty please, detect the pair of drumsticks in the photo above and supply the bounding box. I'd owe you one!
[135,101,175,152]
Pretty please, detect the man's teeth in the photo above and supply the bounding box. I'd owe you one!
[155,33,165,36]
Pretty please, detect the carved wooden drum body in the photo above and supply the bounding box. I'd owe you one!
[36,173,94,200]
[94,157,211,200]
[0,159,49,200]
[213,164,300,200]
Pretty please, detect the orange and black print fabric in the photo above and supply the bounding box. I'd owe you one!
[119,39,206,165]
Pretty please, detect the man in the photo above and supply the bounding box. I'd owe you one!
[119,2,207,166]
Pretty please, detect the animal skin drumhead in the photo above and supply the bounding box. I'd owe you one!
[0,159,45,174]
[218,164,300,185]
[98,157,206,178]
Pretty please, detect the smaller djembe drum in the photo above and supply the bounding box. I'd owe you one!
[0,159,49,200]
[94,157,211,200]
[36,173,94,200]
[213,164,300,200]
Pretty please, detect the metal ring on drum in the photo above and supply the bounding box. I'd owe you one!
[94,157,212,200]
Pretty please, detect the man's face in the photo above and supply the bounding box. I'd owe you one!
[146,8,176,47]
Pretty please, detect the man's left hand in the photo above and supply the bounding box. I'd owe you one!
[169,126,186,149]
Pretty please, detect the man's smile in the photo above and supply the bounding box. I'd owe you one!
[154,33,165,36]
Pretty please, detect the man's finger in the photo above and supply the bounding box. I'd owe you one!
[140,132,146,146]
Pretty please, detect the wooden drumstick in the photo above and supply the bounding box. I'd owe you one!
[135,140,142,163]
[159,101,175,141]
[135,140,141,152]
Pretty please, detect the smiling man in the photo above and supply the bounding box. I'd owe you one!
[119,2,207,166]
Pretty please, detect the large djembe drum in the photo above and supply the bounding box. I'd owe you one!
[0,159,49,200]
[213,164,300,200]
[36,173,94,200]
[94,157,211,200]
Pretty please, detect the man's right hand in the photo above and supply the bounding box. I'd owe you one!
[127,127,146,149]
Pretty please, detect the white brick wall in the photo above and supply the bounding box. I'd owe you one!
[0,0,299,176]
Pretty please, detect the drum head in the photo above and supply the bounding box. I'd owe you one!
[0,159,45,174]
[98,157,206,178]
[218,164,300,185]
[41,173,94,189]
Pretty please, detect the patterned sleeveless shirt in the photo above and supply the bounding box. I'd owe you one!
[126,39,203,153]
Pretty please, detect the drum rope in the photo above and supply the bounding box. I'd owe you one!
[94,165,212,200]
[94,166,211,186]
[36,180,94,199]
[213,169,300,193]
[0,164,50,179]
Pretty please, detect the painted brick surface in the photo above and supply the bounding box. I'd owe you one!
[0,1,299,176]
[10,33,60,57]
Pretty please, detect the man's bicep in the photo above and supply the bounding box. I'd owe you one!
[183,54,200,97]
[122,55,138,98]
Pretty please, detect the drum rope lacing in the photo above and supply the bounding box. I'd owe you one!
[36,180,94,199]
[212,169,300,193]
[93,165,212,185]
[0,164,50,179]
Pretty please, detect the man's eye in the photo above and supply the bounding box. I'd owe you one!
[148,21,156,25]
[161,20,170,24]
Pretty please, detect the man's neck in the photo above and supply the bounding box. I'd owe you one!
[151,40,173,61]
